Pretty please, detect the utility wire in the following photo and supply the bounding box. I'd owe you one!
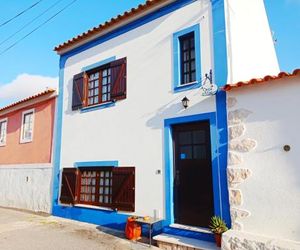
[0,0,44,29]
[0,0,79,56]
[0,0,64,46]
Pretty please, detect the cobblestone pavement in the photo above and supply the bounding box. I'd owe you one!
[0,207,159,250]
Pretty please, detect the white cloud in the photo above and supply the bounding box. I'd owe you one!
[0,73,58,103]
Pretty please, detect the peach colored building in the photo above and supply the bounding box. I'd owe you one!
[0,89,57,212]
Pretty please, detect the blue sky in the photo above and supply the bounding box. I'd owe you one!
[0,0,299,107]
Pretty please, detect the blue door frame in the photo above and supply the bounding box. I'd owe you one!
[163,112,230,232]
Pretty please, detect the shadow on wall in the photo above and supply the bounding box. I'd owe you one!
[145,94,214,130]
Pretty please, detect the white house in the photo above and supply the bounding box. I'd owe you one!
[52,0,282,248]
[222,70,300,249]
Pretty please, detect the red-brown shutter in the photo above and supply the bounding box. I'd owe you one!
[111,57,127,101]
[112,167,135,212]
[72,72,85,110]
[60,168,79,205]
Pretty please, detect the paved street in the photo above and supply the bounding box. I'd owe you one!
[0,207,159,250]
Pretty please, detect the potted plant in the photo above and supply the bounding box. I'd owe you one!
[209,216,228,247]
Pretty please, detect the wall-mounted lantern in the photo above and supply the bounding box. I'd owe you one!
[181,96,190,109]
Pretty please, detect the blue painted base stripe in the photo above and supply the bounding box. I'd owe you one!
[52,206,214,241]
[53,205,128,230]
[163,227,215,242]
[53,205,164,236]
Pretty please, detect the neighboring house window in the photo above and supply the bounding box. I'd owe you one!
[60,167,135,212]
[20,109,34,143]
[173,24,201,92]
[72,57,127,111]
[0,118,7,146]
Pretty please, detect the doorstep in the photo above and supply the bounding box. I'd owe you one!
[153,233,219,250]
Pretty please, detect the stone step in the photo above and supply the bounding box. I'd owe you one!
[153,233,219,250]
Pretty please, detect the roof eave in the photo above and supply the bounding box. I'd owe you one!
[0,90,57,117]
[223,69,300,91]
[54,0,175,56]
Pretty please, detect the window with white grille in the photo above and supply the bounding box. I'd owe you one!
[20,109,34,143]
[0,118,7,146]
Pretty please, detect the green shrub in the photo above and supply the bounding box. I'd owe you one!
[209,216,228,234]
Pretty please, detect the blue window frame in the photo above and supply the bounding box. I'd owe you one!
[173,24,201,92]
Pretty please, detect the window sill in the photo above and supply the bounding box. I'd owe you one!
[174,81,201,93]
[20,139,33,144]
[74,204,115,212]
[80,101,115,113]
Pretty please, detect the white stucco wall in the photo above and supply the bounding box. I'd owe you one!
[225,76,300,248]
[0,164,52,213]
[225,0,280,83]
[60,0,216,218]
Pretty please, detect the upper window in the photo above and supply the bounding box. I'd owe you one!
[87,67,112,106]
[173,24,201,92]
[20,109,34,143]
[0,118,7,146]
[72,57,127,111]
[180,32,196,85]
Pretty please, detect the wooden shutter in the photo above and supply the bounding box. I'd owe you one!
[60,168,79,205]
[112,167,135,212]
[111,57,127,101]
[72,72,85,110]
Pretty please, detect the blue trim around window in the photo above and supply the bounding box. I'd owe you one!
[80,56,117,113]
[173,24,201,93]
[80,102,115,113]
[74,161,118,167]
[81,56,116,72]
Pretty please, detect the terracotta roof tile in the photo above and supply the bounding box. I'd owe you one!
[0,89,56,113]
[223,69,300,91]
[54,0,168,53]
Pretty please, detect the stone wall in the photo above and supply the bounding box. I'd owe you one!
[222,230,300,250]
[227,97,255,231]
